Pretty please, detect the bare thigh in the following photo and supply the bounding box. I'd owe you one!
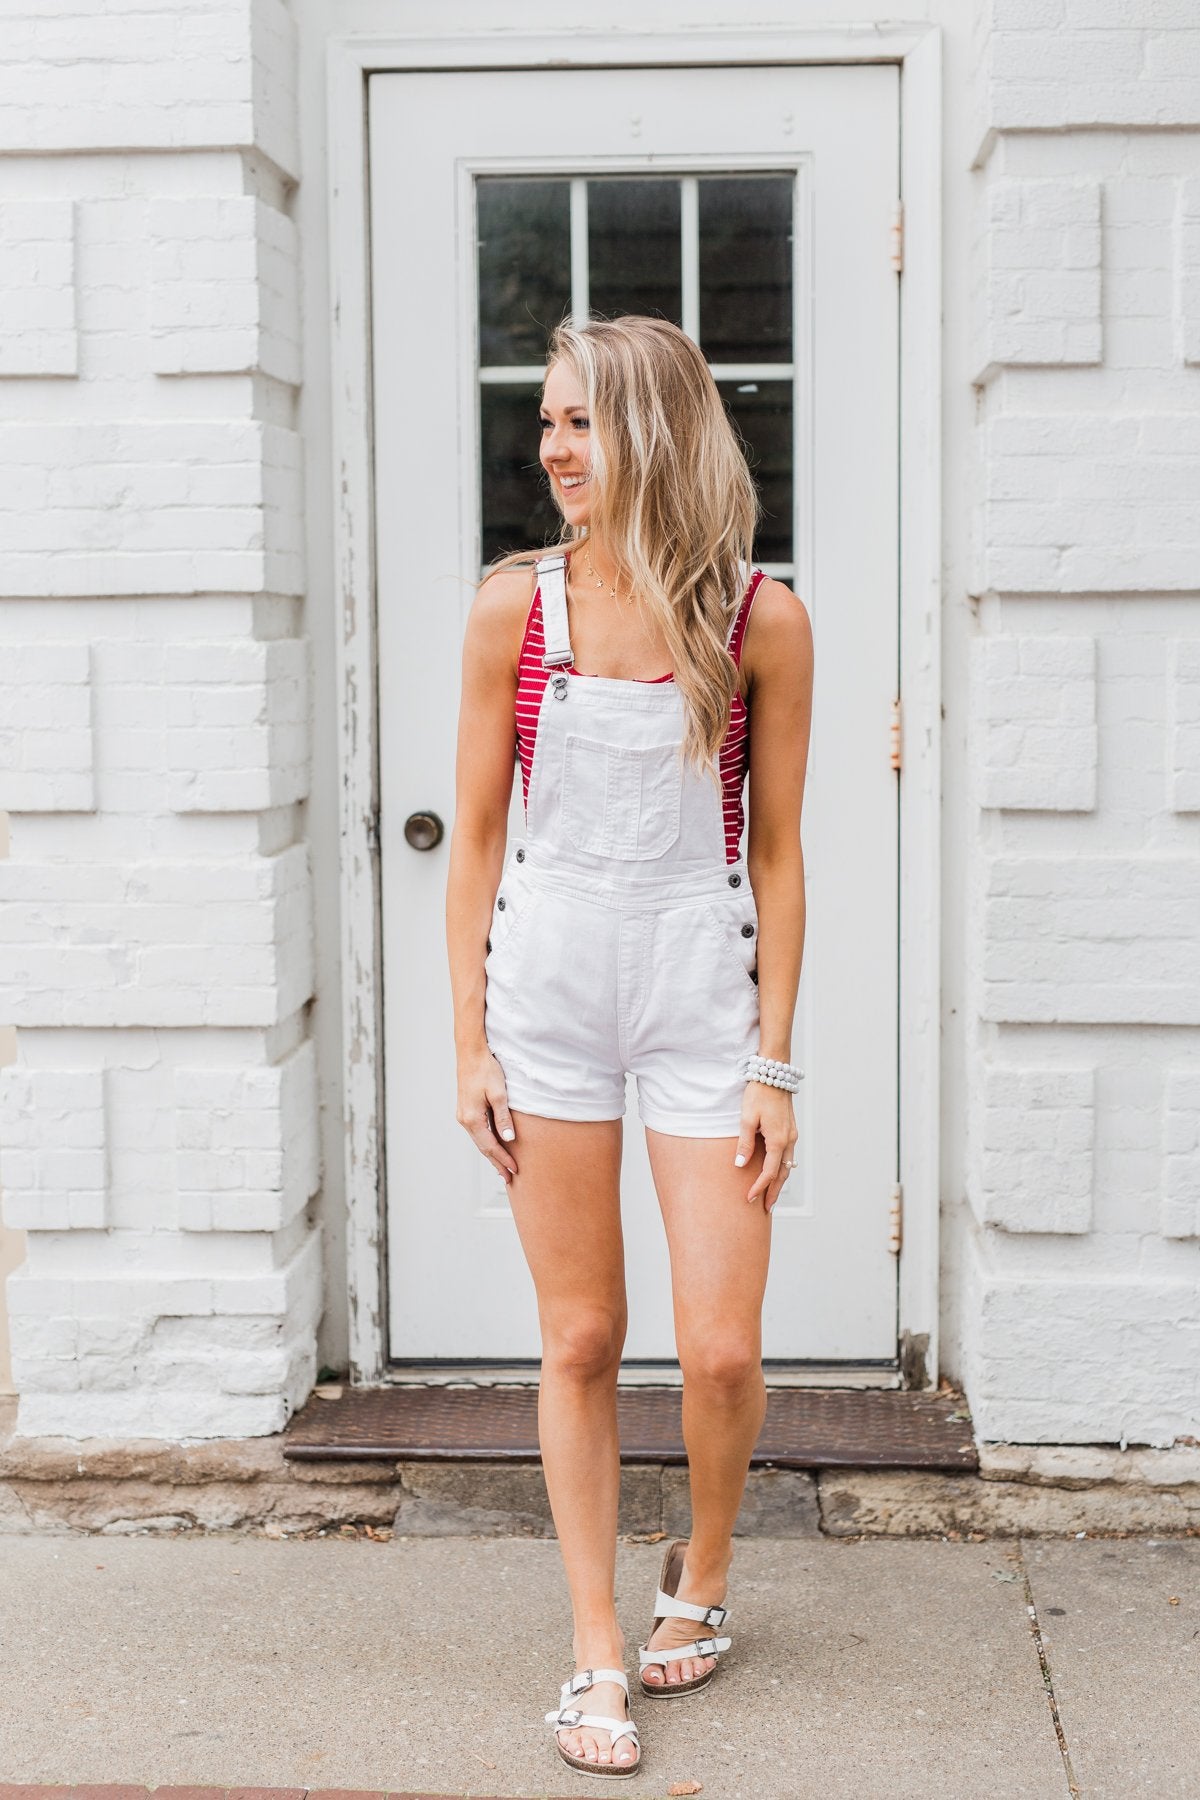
[644,1129,773,1350]
[505,1111,628,1335]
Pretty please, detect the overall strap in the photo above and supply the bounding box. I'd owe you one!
[536,553,573,668]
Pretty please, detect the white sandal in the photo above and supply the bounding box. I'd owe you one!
[638,1536,733,1698]
[544,1665,642,1779]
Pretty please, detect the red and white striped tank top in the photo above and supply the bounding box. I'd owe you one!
[515,567,766,865]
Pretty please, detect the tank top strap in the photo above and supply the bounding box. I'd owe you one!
[727,567,767,669]
[536,552,573,668]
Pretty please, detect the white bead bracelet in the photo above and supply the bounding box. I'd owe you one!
[739,1052,805,1093]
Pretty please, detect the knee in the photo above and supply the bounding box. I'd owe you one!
[680,1336,762,1393]
[542,1309,626,1381]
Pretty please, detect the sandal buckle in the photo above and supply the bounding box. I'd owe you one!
[695,1636,719,1656]
[702,1605,727,1627]
[558,1707,584,1726]
[570,1668,594,1693]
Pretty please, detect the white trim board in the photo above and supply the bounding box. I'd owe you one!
[327,22,942,1386]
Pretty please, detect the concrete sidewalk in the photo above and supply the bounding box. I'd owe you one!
[0,1534,1195,1799]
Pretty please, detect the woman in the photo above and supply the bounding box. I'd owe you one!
[446,316,813,1779]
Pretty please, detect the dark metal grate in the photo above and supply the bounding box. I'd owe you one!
[283,1384,977,1470]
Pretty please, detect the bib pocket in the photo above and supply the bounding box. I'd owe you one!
[702,892,761,999]
[560,732,683,861]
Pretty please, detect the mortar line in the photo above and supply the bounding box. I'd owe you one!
[1016,1538,1080,1799]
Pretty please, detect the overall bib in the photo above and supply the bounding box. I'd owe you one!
[484,552,763,1135]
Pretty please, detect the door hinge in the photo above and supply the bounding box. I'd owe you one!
[890,198,903,275]
[889,697,902,772]
[889,1182,903,1255]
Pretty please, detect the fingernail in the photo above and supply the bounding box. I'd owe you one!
[734,1153,747,1167]
[501,1128,515,1141]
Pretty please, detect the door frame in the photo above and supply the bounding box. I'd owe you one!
[328,21,943,1385]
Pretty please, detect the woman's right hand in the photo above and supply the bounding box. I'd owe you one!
[456,1044,519,1183]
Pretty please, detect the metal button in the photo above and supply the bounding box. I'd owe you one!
[515,847,525,862]
[497,896,506,910]
[728,872,741,886]
[740,922,755,937]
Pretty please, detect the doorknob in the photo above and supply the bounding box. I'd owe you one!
[403,809,444,850]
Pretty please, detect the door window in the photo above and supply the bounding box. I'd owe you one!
[476,173,795,578]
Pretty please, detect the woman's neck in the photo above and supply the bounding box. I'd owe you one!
[573,534,627,599]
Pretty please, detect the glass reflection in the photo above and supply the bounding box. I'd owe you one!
[478,179,570,365]
[588,179,682,325]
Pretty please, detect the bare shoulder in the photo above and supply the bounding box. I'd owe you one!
[743,576,813,686]
[466,559,539,668]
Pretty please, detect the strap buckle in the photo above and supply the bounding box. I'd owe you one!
[702,1604,727,1628]
[569,1669,594,1694]
[695,1636,720,1657]
[557,1707,584,1726]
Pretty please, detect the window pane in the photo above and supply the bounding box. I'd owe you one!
[480,384,558,567]
[699,177,793,363]
[719,380,792,566]
[477,179,570,366]
[588,179,682,324]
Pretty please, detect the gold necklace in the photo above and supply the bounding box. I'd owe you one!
[582,548,634,604]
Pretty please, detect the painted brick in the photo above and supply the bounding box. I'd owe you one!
[969,1065,1095,1233]
[150,197,301,384]
[1178,177,1200,367]
[1167,637,1200,812]
[0,642,95,812]
[0,421,304,598]
[165,638,309,812]
[973,178,1101,380]
[980,855,1200,1024]
[0,199,77,377]
[0,1067,108,1230]
[1162,1067,1200,1239]
[974,3,1200,144]
[0,845,314,1027]
[174,1039,320,1232]
[970,634,1096,810]
[7,1228,322,1439]
[961,1256,1200,1445]
[981,413,1200,593]
[0,0,299,177]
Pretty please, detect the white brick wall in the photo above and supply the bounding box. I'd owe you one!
[0,1069,109,1231]
[969,635,1097,810]
[0,199,78,377]
[0,644,95,812]
[0,0,319,1440]
[972,178,1102,380]
[969,1065,1095,1234]
[966,0,1200,1445]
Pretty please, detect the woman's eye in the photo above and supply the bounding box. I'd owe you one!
[572,416,590,429]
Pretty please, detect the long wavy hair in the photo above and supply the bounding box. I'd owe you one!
[488,315,761,781]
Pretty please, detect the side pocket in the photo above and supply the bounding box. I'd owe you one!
[485,865,539,975]
[702,895,761,998]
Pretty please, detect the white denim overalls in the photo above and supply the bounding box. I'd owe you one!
[484,552,762,1135]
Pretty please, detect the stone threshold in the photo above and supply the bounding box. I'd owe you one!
[1,1400,1198,1537]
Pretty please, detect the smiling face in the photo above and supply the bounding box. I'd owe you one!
[538,358,594,529]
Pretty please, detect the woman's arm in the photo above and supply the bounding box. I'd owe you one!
[445,563,535,1181]
[735,577,815,1209]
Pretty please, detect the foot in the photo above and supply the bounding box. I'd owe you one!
[641,1549,730,1689]
[556,1641,638,1769]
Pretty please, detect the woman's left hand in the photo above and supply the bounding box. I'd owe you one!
[734,1085,798,1212]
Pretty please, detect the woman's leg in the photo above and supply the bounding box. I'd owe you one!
[641,1126,773,1686]
[505,1108,635,1767]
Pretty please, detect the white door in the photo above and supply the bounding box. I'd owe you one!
[370,65,900,1366]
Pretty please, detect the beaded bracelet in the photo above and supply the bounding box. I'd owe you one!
[739,1052,805,1093]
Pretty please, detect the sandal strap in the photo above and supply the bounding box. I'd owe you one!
[559,1666,629,1698]
[545,1707,640,1748]
[653,1586,730,1629]
[638,1633,732,1666]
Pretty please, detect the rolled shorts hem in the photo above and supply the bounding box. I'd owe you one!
[637,1104,745,1138]
[504,1084,627,1124]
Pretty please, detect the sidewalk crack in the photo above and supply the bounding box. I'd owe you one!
[1017,1539,1080,1799]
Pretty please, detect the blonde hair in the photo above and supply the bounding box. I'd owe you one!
[488,315,761,780]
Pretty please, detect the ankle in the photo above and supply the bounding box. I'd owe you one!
[680,1546,733,1591]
